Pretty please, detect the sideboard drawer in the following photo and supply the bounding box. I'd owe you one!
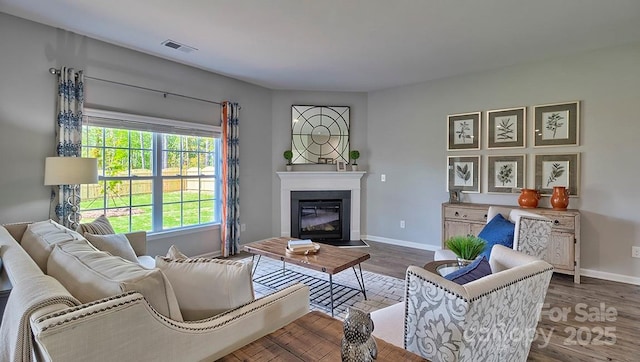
[536,212,575,231]
[443,207,487,223]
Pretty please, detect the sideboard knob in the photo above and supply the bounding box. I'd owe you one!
[454,211,459,216]
[554,220,560,225]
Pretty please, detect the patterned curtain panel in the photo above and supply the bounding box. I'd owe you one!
[220,101,240,257]
[53,67,85,228]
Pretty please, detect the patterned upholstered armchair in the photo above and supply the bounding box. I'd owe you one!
[371,245,554,362]
[435,206,553,260]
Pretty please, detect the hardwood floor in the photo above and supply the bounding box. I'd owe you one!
[359,240,640,362]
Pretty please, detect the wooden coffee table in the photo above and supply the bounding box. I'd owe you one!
[243,237,370,317]
[218,311,428,361]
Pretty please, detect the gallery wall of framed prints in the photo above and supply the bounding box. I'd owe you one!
[446,101,581,196]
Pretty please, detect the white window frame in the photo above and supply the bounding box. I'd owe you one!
[82,108,222,234]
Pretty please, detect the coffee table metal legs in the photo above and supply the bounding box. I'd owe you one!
[352,264,367,300]
[251,255,262,277]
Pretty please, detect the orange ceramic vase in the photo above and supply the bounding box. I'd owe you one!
[550,186,569,210]
[518,188,540,208]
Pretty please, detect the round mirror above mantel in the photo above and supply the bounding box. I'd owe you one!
[291,105,350,165]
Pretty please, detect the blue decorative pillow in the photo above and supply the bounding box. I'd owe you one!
[444,256,492,284]
[477,213,515,260]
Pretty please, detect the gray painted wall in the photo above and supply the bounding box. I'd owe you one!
[366,42,640,279]
[0,13,273,257]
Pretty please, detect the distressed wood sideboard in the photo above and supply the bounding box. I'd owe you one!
[442,202,581,283]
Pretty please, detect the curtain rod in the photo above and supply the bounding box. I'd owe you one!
[49,67,223,106]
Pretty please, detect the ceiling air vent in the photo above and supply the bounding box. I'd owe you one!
[161,39,197,54]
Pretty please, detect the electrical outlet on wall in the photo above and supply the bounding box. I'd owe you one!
[400,220,405,228]
[241,223,246,232]
[632,246,640,258]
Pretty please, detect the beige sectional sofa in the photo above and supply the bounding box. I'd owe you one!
[0,220,310,361]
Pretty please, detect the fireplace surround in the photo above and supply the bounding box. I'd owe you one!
[277,171,365,241]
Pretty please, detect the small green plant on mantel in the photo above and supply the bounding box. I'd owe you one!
[283,150,293,165]
[446,235,486,265]
[349,150,360,165]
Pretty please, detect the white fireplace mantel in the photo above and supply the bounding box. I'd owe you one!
[277,171,366,240]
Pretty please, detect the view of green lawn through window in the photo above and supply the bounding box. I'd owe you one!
[80,122,219,233]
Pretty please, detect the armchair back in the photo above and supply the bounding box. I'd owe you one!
[404,245,553,362]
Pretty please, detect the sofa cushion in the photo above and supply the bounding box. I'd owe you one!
[76,215,115,235]
[48,241,183,321]
[20,220,87,272]
[155,256,254,321]
[444,256,492,284]
[166,244,188,259]
[478,214,515,260]
[84,233,138,263]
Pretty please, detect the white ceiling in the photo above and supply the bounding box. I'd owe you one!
[2,0,640,92]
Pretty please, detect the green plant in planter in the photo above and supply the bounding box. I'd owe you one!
[445,235,487,261]
[349,150,360,165]
[283,150,293,165]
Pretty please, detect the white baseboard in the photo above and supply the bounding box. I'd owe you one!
[193,251,221,258]
[362,235,440,252]
[580,268,640,286]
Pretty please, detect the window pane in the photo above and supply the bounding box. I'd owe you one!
[108,208,131,233]
[105,128,129,147]
[131,179,152,206]
[80,119,220,233]
[162,151,180,176]
[132,206,152,232]
[105,149,129,177]
[163,134,180,151]
[106,180,130,208]
[200,200,215,223]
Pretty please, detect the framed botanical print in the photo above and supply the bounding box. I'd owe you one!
[486,107,526,149]
[447,112,481,151]
[535,153,580,196]
[447,156,480,193]
[534,101,580,147]
[487,155,525,193]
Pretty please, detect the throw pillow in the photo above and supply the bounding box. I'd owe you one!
[166,244,188,259]
[76,215,115,235]
[84,233,138,263]
[444,256,492,285]
[155,256,254,321]
[477,213,515,260]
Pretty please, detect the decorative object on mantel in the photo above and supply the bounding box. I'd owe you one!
[349,150,360,171]
[283,150,293,171]
[291,105,350,164]
[550,186,570,210]
[336,160,347,172]
[341,308,378,362]
[445,235,486,267]
[518,188,541,208]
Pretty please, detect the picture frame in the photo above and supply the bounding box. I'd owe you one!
[447,112,481,151]
[317,157,327,164]
[447,156,480,193]
[336,160,347,172]
[533,101,580,147]
[449,189,462,203]
[487,154,525,193]
[486,107,526,149]
[534,153,580,196]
